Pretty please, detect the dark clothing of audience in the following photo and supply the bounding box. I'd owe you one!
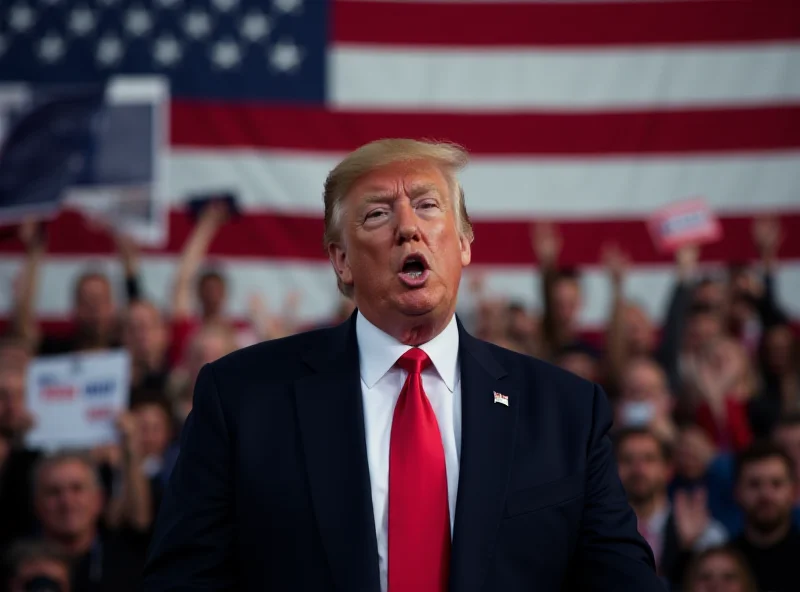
[732,527,800,592]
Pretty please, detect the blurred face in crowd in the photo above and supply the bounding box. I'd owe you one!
[74,275,115,333]
[773,423,800,485]
[694,280,726,311]
[675,425,716,481]
[762,325,795,375]
[35,459,103,543]
[0,369,26,434]
[507,304,538,343]
[624,304,655,355]
[198,273,227,318]
[616,432,670,505]
[558,352,598,383]
[10,557,71,592]
[735,457,796,534]
[0,340,30,372]
[186,326,234,385]
[552,276,581,330]
[685,311,724,355]
[123,301,168,365]
[689,550,752,592]
[135,402,173,458]
[616,359,672,429]
[329,160,471,343]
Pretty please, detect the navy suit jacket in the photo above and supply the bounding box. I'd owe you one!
[142,313,664,591]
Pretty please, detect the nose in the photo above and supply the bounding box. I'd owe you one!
[395,200,420,244]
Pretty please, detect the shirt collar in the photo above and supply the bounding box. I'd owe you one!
[355,310,460,392]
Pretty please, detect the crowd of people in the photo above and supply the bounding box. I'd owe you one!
[0,204,797,592]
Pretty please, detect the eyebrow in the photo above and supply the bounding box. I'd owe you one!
[361,183,442,203]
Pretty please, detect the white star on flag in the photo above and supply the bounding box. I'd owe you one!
[269,39,303,73]
[153,35,182,67]
[184,10,212,40]
[9,4,35,33]
[240,11,271,42]
[96,35,124,66]
[38,32,66,63]
[125,6,153,37]
[69,6,96,37]
[211,39,242,70]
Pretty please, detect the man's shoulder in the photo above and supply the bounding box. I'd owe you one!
[476,338,596,391]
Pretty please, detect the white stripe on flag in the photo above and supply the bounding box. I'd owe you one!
[330,44,800,110]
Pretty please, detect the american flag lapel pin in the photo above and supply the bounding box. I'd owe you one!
[493,391,508,406]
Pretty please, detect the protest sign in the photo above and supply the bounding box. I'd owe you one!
[648,197,722,253]
[25,349,131,452]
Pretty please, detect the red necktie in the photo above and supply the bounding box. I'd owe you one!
[388,348,450,592]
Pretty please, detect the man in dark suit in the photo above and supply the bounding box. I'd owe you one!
[143,139,664,591]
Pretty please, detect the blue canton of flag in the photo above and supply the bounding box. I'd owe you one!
[0,0,327,102]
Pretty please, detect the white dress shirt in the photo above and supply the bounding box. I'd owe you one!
[356,311,462,592]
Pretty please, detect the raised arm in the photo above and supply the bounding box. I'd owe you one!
[11,219,47,348]
[602,244,630,390]
[171,203,229,319]
[143,363,235,590]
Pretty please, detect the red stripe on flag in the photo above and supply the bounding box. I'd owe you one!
[171,102,800,155]
[333,0,800,47]
[2,210,799,266]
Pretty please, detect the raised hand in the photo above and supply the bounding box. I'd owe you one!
[602,243,629,286]
[673,488,711,550]
[530,221,562,266]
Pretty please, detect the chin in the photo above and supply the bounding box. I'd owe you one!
[394,288,442,316]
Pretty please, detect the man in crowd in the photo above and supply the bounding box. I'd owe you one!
[731,442,800,592]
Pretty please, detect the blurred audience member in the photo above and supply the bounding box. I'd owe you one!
[167,324,237,424]
[530,223,593,359]
[615,428,727,588]
[683,545,756,592]
[4,539,71,592]
[122,301,170,397]
[615,358,678,445]
[31,452,146,592]
[731,443,800,592]
[555,344,601,383]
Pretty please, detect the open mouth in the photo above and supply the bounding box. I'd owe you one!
[398,253,430,287]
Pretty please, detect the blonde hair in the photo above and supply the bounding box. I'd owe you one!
[322,139,474,296]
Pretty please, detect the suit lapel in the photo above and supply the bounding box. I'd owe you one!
[450,322,519,592]
[294,314,381,592]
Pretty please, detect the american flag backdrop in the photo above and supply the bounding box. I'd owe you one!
[0,0,799,330]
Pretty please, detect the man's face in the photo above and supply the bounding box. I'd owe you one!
[136,403,172,458]
[552,278,581,328]
[198,275,226,316]
[35,460,102,540]
[616,434,669,505]
[617,361,671,428]
[735,457,796,534]
[685,312,723,354]
[75,276,114,330]
[123,302,167,362]
[329,160,471,341]
[691,552,748,592]
[624,304,655,354]
[762,325,794,374]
